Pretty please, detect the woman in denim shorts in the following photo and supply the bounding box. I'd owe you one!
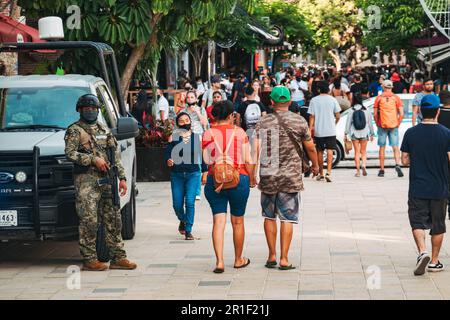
[202,100,257,273]
[344,97,375,177]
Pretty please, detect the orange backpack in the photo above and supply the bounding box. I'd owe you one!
[210,127,240,193]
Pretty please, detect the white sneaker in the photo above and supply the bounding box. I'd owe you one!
[427,261,444,272]
[195,196,201,201]
[414,252,431,276]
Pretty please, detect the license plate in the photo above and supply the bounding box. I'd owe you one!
[0,210,18,227]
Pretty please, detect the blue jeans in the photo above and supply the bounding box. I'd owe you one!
[170,171,201,233]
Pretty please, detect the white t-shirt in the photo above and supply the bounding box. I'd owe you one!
[155,96,169,121]
[329,83,350,94]
[289,79,305,102]
[307,95,341,137]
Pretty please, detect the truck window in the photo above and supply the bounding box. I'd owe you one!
[0,87,89,129]
[96,85,118,128]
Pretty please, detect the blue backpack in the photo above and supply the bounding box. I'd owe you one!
[352,107,367,130]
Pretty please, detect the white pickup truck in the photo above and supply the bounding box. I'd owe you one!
[0,42,139,262]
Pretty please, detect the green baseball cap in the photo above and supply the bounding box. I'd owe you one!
[270,85,291,103]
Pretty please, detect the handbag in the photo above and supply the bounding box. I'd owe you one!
[273,112,310,173]
[344,137,352,154]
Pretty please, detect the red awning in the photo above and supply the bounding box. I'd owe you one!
[0,14,57,53]
[0,13,45,43]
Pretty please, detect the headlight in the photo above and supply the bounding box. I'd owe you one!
[15,171,27,183]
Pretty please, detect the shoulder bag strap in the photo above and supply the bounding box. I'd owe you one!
[273,112,303,158]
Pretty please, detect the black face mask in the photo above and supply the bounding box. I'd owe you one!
[178,123,191,131]
[187,101,197,107]
[80,109,98,124]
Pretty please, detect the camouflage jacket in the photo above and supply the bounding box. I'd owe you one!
[64,120,126,180]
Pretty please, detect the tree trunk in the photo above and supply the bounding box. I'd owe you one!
[189,43,206,79]
[120,13,162,100]
[328,49,341,71]
[120,43,146,98]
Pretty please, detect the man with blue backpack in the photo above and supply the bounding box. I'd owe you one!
[344,95,375,177]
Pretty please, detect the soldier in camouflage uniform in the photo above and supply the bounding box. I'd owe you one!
[65,94,137,271]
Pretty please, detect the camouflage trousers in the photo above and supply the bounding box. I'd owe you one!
[74,173,127,263]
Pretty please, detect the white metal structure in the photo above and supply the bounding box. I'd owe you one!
[420,0,450,40]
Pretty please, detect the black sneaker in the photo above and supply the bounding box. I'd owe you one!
[427,261,444,272]
[395,165,404,177]
[185,232,195,240]
[378,170,385,177]
[178,221,186,235]
[414,252,431,276]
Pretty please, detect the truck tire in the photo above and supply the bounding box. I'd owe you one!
[121,165,137,240]
[332,143,343,168]
[96,223,110,263]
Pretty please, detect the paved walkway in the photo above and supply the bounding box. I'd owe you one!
[1,167,450,300]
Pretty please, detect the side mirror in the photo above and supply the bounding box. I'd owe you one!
[113,117,139,141]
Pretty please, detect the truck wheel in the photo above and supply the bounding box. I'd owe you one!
[96,223,110,263]
[121,182,136,240]
[332,143,343,168]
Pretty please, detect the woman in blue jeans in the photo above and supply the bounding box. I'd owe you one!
[202,100,257,273]
[166,112,208,240]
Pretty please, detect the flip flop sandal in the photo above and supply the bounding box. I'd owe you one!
[213,268,224,274]
[265,261,277,269]
[234,258,251,269]
[278,264,296,271]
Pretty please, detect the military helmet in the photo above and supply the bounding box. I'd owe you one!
[76,94,101,111]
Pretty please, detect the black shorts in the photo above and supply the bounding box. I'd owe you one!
[408,197,448,235]
[314,136,337,151]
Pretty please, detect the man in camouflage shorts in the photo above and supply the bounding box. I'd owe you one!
[65,94,137,271]
[254,86,319,271]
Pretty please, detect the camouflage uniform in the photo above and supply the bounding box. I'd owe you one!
[64,120,127,263]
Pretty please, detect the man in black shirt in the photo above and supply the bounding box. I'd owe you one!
[401,94,450,275]
[236,86,266,133]
[438,90,450,219]
[350,74,363,105]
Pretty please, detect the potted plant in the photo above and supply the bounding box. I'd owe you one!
[135,114,174,182]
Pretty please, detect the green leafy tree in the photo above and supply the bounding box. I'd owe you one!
[297,0,362,68]
[255,0,315,53]
[356,0,428,58]
[19,0,255,98]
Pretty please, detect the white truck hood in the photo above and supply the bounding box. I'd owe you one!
[0,131,66,156]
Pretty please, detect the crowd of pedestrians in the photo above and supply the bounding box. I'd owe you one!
[154,63,449,276]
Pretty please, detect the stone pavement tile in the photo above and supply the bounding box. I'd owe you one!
[332,273,367,290]
[298,294,334,300]
[298,290,334,299]
[191,293,228,300]
[16,293,55,300]
[0,289,23,299]
[120,293,157,300]
[334,289,370,300]
[404,291,443,300]
[262,291,298,300]
[226,294,262,300]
